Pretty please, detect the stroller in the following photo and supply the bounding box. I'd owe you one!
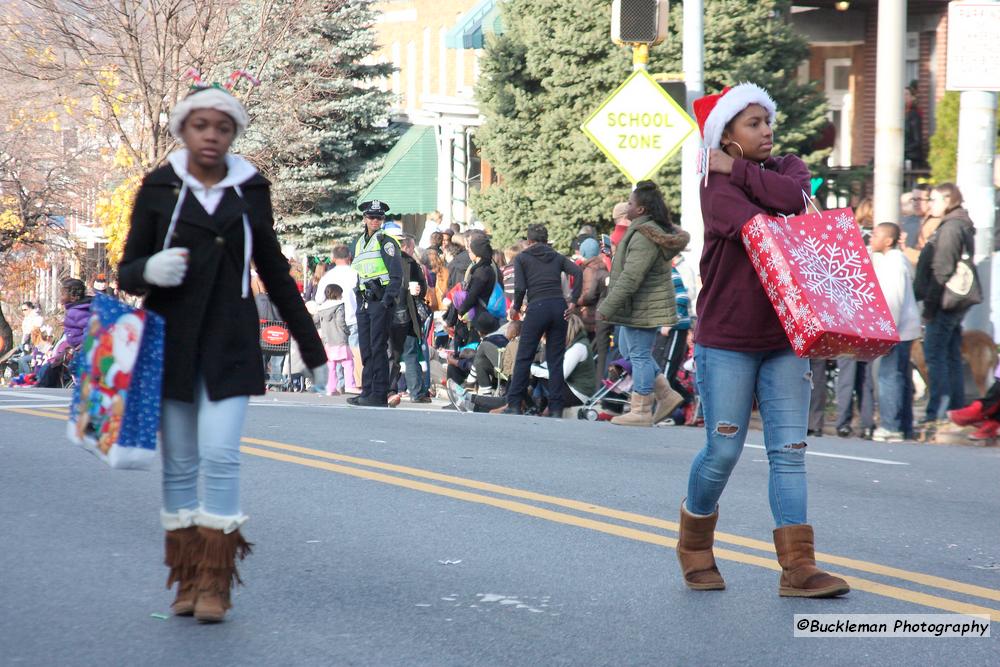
[576,358,633,421]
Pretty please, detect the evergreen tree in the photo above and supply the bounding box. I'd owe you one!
[928,91,1000,184]
[475,0,827,249]
[238,0,397,255]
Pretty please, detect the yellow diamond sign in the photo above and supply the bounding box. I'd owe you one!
[581,70,697,184]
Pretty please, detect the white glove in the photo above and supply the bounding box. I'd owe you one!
[310,364,329,393]
[143,248,189,287]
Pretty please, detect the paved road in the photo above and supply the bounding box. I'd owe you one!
[1,387,998,666]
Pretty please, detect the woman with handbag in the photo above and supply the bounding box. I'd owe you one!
[457,234,500,336]
[118,75,327,623]
[675,83,849,598]
[914,183,975,424]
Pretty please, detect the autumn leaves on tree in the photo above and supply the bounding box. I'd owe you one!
[0,0,394,268]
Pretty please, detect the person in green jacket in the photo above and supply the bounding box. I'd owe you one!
[598,181,690,427]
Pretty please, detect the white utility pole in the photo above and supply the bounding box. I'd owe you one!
[957,90,998,334]
[947,0,999,335]
[873,0,906,224]
[681,0,704,261]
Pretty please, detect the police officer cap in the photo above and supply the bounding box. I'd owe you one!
[358,199,390,217]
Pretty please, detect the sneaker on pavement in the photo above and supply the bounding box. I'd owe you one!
[871,427,904,443]
[445,380,469,413]
[968,420,1000,441]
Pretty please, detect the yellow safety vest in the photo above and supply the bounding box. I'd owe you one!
[353,231,392,289]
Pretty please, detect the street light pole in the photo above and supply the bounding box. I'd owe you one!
[632,43,649,72]
[873,0,905,224]
[681,0,704,260]
[957,88,998,334]
[950,0,999,335]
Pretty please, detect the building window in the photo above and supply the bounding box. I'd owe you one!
[825,58,853,167]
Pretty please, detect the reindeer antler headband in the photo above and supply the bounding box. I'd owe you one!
[183,67,260,92]
[168,68,260,138]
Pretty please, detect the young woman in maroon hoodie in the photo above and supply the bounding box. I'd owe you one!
[674,83,849,598]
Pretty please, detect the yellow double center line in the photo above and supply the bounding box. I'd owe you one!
[14,404,1000,621]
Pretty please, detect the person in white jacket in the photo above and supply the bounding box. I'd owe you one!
[870,222,923,442]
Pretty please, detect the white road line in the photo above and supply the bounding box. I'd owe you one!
[745,443,908,466]
[0,403,70,411]
[0,390,71,401]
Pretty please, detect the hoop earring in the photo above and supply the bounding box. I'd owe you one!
[729,141,745,159]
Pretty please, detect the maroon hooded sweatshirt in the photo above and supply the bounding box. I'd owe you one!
[695,155,811,352]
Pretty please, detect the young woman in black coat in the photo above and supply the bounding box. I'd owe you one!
[457,234,499,332]
[118,78,327,623]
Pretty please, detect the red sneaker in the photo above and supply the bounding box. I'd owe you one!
[949,401,985,426]
[968,420,1000,441]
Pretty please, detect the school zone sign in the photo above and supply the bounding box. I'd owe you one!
[581,69,697,184]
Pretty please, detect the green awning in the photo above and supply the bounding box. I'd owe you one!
[357,125,438,215]
[445,0,502,50]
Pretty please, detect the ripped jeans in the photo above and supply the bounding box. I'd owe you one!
[686,344,810,526]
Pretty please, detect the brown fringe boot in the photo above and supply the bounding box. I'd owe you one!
[164,526,203,615]
[773,524,850,598]
[193,526,253,623]
[676,500,726,590]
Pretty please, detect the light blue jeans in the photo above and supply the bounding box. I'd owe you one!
[686,344,811,526]
[161,377,249,517]
[618,325,660,395]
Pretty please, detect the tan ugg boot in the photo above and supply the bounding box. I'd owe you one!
[651,375,684,424]
[164,526,202,616]
[773,524,850,598]
[611,392,654,426]
[676,500,726,590]
[193,516,253,623]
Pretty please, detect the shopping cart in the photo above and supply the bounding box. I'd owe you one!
[259,320,291,390]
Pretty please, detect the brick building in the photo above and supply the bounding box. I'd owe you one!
[791,1,950,195]
[360,0,497,236]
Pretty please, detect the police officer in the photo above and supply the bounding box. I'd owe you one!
[347,200,403,407]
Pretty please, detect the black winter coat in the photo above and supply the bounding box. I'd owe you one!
[118,164,326,402]
[447,250,472,290]
[458,260,498,316]
[913,207,975,321]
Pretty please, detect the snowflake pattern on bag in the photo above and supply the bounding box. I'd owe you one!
[741,208,898,361]
[786,236,876,318]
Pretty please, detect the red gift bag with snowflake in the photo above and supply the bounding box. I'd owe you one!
[740,208,899,361]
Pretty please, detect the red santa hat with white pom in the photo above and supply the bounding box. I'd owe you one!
[693,83,777,181]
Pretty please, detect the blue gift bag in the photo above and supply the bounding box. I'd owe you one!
[66,294,165,469]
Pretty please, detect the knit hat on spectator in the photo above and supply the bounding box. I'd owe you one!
[580,237,600,259]
[469,235,493,259]
[169,69,259,139]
